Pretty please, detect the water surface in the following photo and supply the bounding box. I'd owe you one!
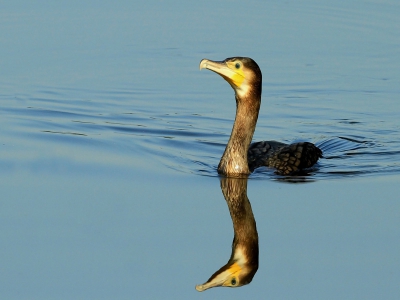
[1,1,399,299]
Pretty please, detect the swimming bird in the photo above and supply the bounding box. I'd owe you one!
[196,177,258,291]
[199,57,322,176]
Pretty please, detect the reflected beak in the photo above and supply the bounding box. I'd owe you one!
[195,277,225,292]
[195,261,242,292]
[199,58,244,88]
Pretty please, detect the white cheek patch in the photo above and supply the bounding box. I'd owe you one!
[236,82,251,99]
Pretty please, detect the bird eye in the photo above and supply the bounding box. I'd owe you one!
[231,278,237,286]
[235,63,240,69]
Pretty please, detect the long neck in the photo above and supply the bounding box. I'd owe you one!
[218,93,260,175]
[221,177,258,249]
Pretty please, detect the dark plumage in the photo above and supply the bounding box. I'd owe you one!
[249,141,322,175]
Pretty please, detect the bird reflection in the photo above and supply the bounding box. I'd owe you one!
[196,177,259,291]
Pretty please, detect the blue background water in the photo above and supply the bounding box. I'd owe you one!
[1,1,399,299]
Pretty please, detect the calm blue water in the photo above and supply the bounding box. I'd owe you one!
[1,1,400,299]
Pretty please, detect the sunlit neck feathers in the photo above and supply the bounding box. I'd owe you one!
[199,57,262,176]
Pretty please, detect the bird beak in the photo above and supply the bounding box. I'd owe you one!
[199,58,244,88]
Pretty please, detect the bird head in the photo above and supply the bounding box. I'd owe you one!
[199,57,262,99]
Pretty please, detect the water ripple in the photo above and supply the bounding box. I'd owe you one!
[1,86,399,181]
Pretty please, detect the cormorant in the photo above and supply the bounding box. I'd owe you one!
[199,57,322,176]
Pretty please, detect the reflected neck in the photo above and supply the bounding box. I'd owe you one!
[218,93,260,175]
[221,177,258,270]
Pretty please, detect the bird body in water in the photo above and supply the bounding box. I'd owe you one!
[199,57,322,176]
